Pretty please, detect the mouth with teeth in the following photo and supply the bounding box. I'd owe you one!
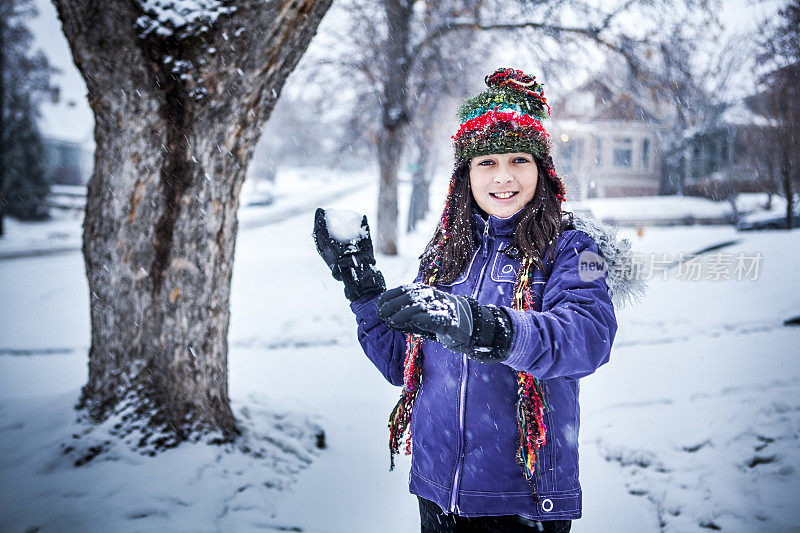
[489,191,519,200]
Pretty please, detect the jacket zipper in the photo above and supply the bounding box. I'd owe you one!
[481,219,490,258]
[449,220,492,514]
[542,379,554,492]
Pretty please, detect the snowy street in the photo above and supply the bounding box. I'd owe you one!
[1,179,799,532]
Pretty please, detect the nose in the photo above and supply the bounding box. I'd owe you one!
[493,172,513,184]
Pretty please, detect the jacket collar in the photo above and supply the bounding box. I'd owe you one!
[472,207,525,239]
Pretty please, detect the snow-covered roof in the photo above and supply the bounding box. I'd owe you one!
[718,100,772,128]
[29,0,95,147]
[38,99,95,148]
[552,77,665,124]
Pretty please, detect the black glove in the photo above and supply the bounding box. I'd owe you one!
[377,283,513,363]
[313,208,386,302]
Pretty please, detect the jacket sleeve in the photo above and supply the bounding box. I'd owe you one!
[349,294,407,386]
[500,230,618,380]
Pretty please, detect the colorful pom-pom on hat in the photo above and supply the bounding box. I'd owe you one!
[452,68,553,163]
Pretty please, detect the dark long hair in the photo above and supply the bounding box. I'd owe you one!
[420,155,570,284]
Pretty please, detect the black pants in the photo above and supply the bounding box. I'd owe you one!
[418,497,572,533]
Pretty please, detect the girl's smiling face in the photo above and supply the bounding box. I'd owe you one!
[469,152,538,218]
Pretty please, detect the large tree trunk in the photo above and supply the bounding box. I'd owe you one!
[0,12,6,238]
[407,135,432,233]
[53,0,332,449]
[377,129,402,255]
[375,0,413,256]
[781,149,795,230]
[770,72,799,232]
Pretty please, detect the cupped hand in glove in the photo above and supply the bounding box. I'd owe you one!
[378,284,468,342]
[313,208,386,302]
[377,283,514,363]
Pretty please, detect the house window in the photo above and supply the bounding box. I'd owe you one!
[613,138,633,168]
[562,141,575,161]
[561,137,583,162]
[717,136,730,169]
[594,137,603,167]
[642,138,650,169]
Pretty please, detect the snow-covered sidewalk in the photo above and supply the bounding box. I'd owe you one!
[1,177,798,532]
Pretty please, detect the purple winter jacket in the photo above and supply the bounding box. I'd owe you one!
[349,209,618,520]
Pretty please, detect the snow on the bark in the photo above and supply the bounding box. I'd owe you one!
[136,0,237,38]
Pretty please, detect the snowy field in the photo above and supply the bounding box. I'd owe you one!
[1,175,799,532]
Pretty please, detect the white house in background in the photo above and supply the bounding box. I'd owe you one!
[548,78,666,200]
[42,135,93,186]
[29,0,96,186]
[38,85,95,186]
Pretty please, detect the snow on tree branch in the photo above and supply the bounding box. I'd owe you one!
[136,0,237,39]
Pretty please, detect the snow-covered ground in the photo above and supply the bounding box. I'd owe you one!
[1,174,799,532]
[581,227,800,532]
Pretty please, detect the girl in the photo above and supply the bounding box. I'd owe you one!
[314,68,643,532]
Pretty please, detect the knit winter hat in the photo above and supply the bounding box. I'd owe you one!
[452,68,552,163]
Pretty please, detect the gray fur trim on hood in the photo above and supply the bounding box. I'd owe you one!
[567,210,648,310]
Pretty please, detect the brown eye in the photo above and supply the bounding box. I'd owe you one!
[513,157,530,163]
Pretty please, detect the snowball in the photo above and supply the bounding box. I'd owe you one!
[325,209,367,242]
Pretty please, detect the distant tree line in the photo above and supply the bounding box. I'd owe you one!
[0,0,57,235]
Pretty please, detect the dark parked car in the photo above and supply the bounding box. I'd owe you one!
[736,212,800,231]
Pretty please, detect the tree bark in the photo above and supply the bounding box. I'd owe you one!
[407,135,432,233]
[0,12,6,238]
[781,149,795,230]
[377,129,402,255]
[375,0,413,256]
[53,0,332,449]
